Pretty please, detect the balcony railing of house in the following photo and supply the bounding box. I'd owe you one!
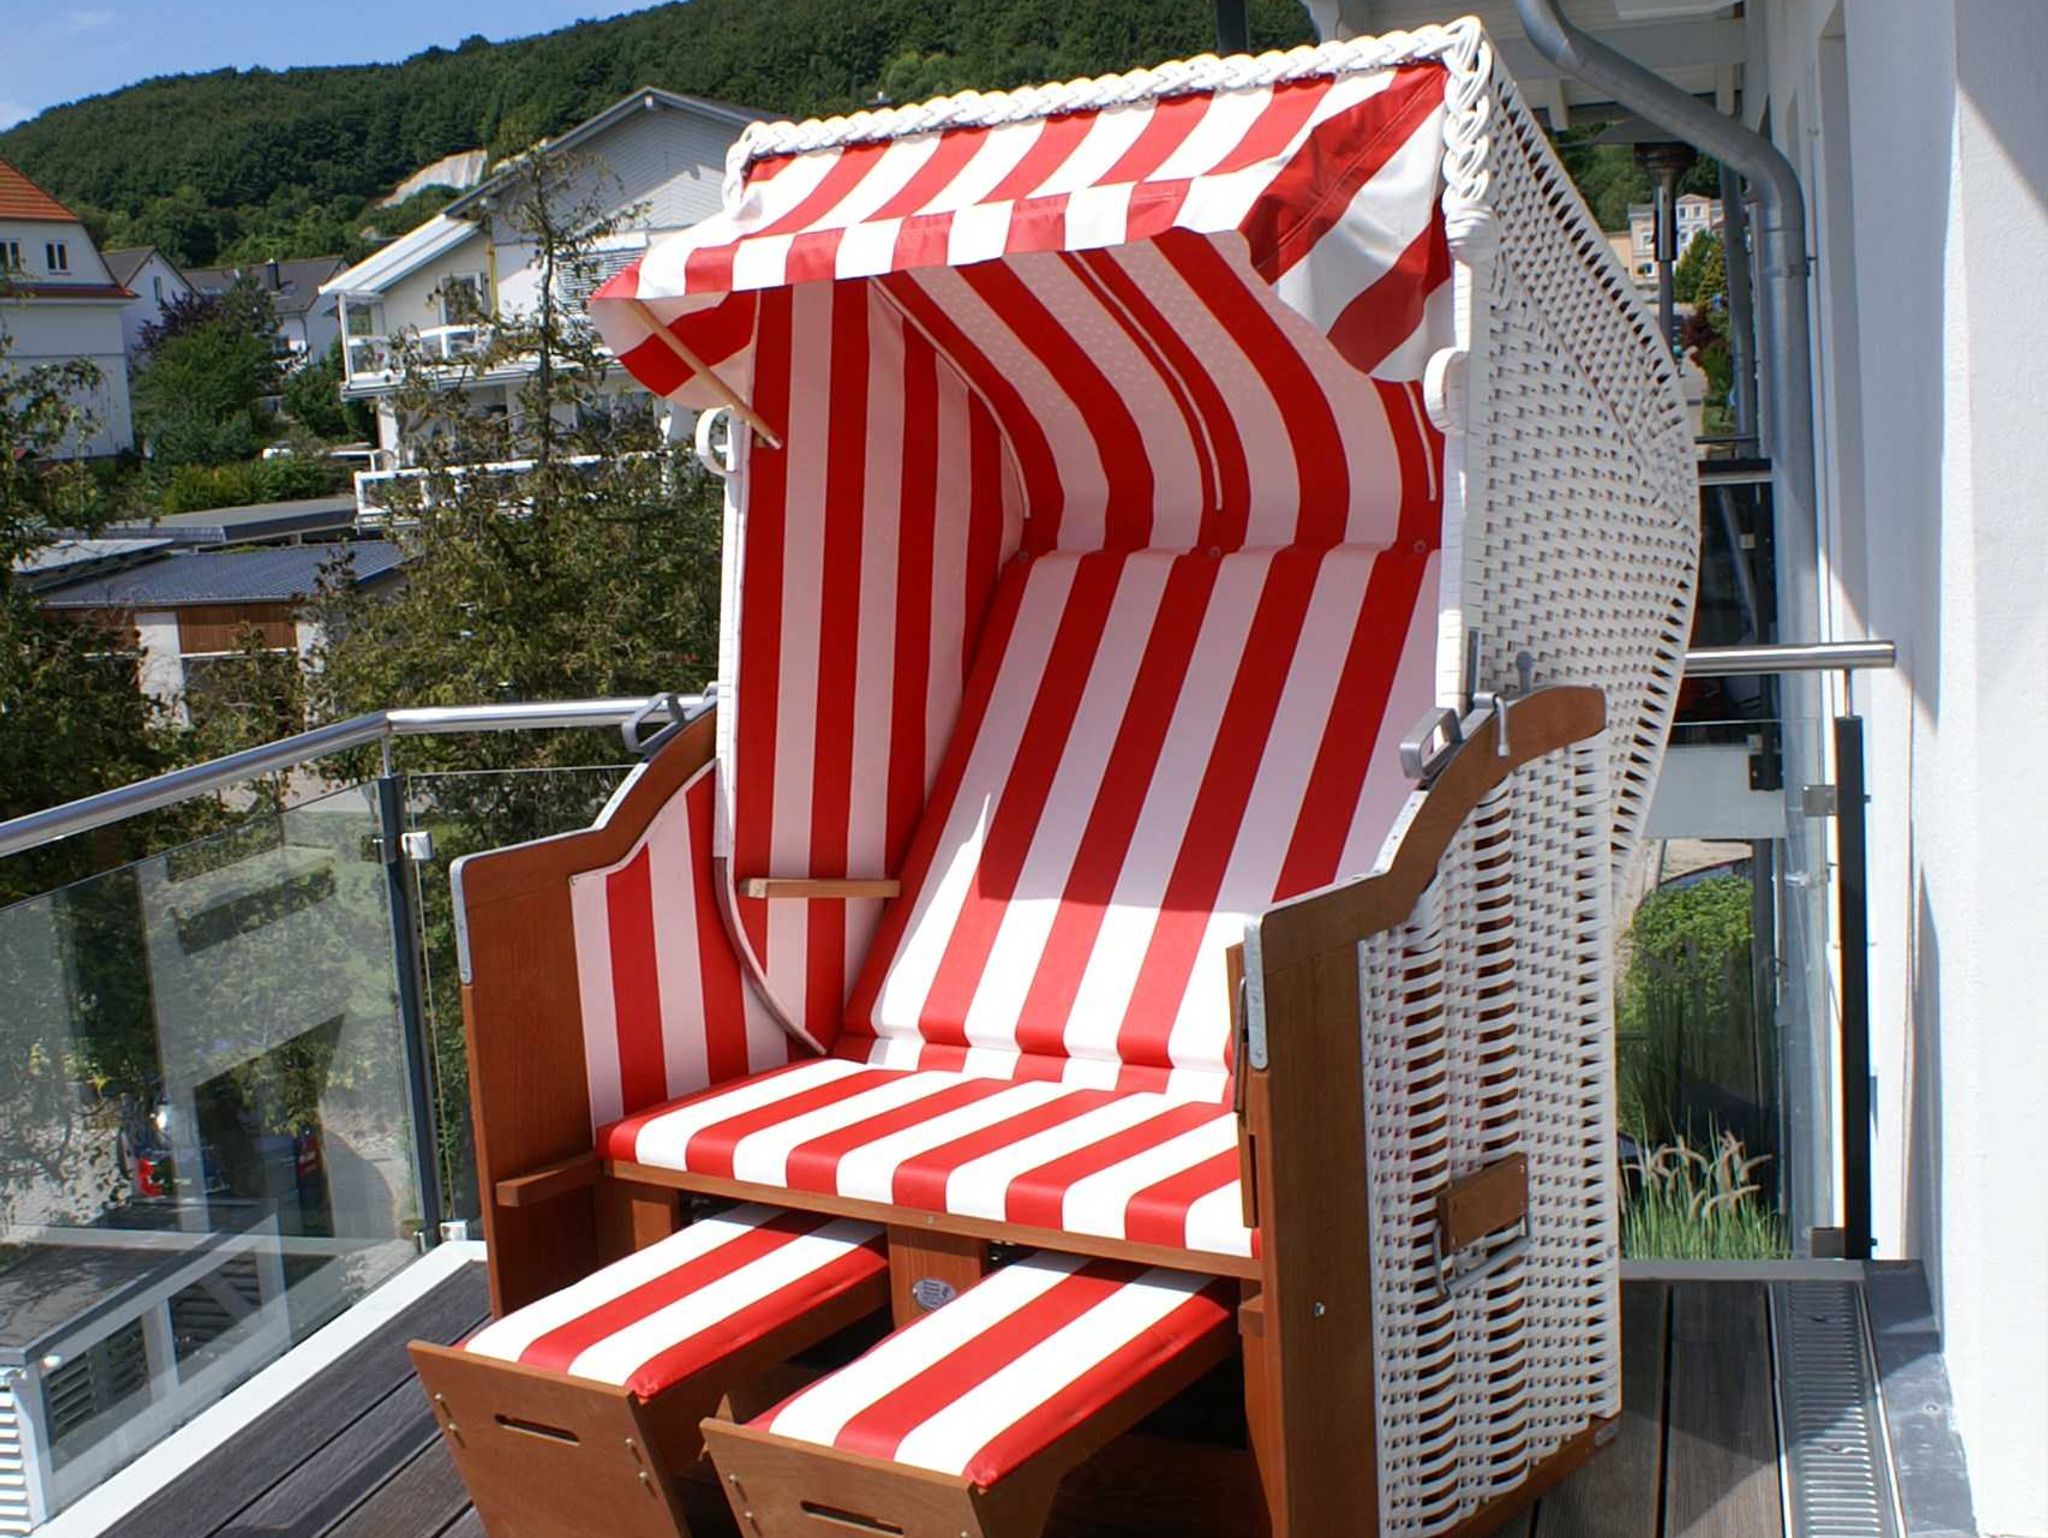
[352,451,650,528]
[343,324,493,387]
[0,636,1895,1528]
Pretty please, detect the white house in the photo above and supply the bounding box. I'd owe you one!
[187,256,349,365]
[320,87,764,483]
[1311,4,2048,1531]
[0,157,134,456]
[102,246,195,361]
[1627,192,1722,284]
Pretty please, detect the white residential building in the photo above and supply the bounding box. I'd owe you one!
[1627,192,1723,284]
[102,246,196,361]
[0,157,135,456]
[320,86,763,485]
[187,256,349,365]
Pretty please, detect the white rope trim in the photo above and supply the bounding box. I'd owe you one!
[720,20,1490,207]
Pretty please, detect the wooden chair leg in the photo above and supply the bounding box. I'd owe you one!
[600,1179,682,1261]
[886,1226,991,1327]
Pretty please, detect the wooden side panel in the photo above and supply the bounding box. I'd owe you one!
[456,711,717,1315]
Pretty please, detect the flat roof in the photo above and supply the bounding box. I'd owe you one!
[104,495,360,547]
[40,540,404,608]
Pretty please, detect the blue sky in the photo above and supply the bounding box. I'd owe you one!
[0,1,672,130]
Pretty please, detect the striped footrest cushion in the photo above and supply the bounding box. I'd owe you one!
[736,1253,1236,1488]
[461,1204,887,1398]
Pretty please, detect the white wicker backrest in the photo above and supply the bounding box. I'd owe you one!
[1361,735,1617,1536]
[1428,29,1699,890]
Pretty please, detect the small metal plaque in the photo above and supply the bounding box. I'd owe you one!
[910,1277,957,1312]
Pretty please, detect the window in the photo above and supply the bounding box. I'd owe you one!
[45,240,69,273]
[153,275,165,304]
[438,272,488,326]
[0,240,20,272]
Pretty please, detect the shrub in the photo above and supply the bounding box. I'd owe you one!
[162,454,349,514]
[1622,1129,1787,1260]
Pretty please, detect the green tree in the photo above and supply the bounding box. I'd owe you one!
[283,337,376,441]
[132,279,282,465]
[1672,227,1725,305]
[0,327,168,905]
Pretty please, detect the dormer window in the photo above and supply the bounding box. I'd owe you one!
[45,241,69,273]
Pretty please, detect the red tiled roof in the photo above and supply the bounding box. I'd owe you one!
[0,159,78,222]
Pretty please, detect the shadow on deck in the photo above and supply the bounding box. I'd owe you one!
[95,1264,1959,1538]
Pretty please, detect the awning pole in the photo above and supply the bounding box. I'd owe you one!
[625,297,784,450]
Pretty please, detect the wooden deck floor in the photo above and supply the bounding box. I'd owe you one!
[102,1265,1786,1538]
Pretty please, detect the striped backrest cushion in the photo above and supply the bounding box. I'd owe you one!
[839,541,1441,1101]
[570,761,798,1130]
[721,281,1021,1053]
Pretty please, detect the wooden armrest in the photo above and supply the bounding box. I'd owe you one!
[738,877,901,900]
[494,1151,600,1209]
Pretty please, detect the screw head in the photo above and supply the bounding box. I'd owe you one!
[1313,1301,1327,1318]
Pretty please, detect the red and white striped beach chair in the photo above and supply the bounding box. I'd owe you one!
[438,19,1696,1538]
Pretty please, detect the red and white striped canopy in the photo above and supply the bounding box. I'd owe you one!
[590,50,1454,420]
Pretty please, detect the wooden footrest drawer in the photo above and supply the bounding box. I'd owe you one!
[704,1252,1237,1538]
[411,1205,889,1538]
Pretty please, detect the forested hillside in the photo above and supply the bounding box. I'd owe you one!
[0,0,1313,268]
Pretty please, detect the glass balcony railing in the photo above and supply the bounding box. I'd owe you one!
[0,697,693,1531]
[0,653,1893,1524]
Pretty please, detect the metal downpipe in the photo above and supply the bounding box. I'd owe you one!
[1509,0,1836,1249]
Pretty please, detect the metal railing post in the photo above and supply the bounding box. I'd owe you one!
[1834,714,1874,1260]
[375,769,444,1246]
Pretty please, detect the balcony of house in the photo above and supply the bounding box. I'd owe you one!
[0,630,1977,1538]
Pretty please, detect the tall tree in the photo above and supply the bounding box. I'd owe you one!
[132,279,283,465]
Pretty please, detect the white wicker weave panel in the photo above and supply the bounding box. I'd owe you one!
[1363,739,1615,1538]
[1447,57,1698,891]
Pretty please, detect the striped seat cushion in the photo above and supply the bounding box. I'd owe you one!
[752,1252,1236,1488]
[599,1058,1253,1260]
[461,1205,886,1398]
[838,541,1438,1102]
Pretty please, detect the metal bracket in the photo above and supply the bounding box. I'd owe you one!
[621,691,698,758]
[1802,783,1839,818]
[1428,1215,1531,1300]
[1399,706,1464,781]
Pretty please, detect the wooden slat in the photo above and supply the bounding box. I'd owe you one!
[493,1150,599,1209]
[100,1262,489,1538]
[736,876,900,900]
[1535,1280,1670,1538]
[1661,1282,1783,1538]
[226,1382,444,1537]
[326,1441,471,1538]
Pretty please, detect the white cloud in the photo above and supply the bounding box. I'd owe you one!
[0,101,34,129]
[65,9,116,30]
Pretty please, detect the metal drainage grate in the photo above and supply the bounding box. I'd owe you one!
[1772,1280,1903,1538]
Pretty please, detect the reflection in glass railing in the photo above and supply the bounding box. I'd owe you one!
[1617,834,1790,1261]
[0,783,419,1526]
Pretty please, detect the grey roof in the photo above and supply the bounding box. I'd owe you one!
[186,257,348,317]
[102,246,163,288]
[104,494,359,547]
[40,539,404,608]
[13,535,173,590]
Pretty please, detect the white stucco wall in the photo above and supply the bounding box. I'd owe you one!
[0,296,133,455]
[1754,3,2048,1531]
[116,253,192,358]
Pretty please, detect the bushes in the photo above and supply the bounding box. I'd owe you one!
[163,455,350,514]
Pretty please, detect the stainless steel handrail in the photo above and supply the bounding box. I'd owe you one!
[0,694,707,861]
[0,643,1893,864]
[1683,641,1895,677]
